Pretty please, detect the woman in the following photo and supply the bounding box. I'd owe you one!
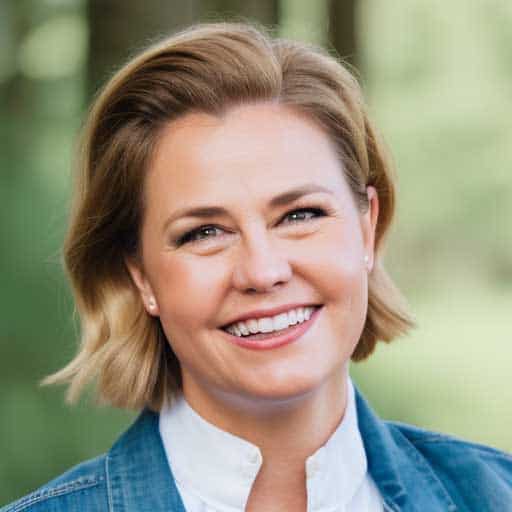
[3,22,511,512]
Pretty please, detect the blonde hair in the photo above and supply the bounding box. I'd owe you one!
[45,22,414,411]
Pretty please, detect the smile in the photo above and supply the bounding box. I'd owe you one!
[221,306,322,350]
[224,306,317,337]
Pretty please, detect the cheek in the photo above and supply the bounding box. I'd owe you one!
[306,223,366,300]
[315,257,363,300]
[154,255,228,333]
[304,225,369,346]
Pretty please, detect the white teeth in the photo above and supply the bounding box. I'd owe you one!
[258,317,274,333]
[273,313,290,331]
[225,306,317,337]
[238,322,250,336]
[247,319,259,334]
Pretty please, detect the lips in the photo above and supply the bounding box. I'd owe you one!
[221,303,321,328]
[224,306,318,337]
[220,305,323,350]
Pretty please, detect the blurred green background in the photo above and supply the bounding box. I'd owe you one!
[1,0,511,504]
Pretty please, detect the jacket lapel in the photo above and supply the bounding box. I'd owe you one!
[106,409,186,512]
[105,389,458,511]
[355,387,458,511]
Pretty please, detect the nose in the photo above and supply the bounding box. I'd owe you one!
[231,231,292,293]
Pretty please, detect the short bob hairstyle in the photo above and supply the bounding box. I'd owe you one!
[45,22,414,411]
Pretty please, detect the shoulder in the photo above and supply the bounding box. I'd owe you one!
[386,420,512,505]
[0,455,109,512]
[387,419,512,467]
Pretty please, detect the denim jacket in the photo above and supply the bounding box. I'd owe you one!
[2,387,512,512]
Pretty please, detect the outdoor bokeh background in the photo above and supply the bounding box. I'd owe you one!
[1,0,511,504]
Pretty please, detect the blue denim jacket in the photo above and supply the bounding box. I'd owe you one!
[2,387,512,511]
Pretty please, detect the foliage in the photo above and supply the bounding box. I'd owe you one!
[1,0,511,504]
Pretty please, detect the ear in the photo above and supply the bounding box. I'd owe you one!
[361,186,379,272]
[125,256,160,316]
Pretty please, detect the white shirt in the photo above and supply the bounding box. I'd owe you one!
[159,377,384,511]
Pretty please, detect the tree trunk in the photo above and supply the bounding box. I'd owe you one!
[200,0,279,27]
[328,0,358,71]
[86,0,201,98]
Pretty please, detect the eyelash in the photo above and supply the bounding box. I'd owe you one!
[175,207,327,246]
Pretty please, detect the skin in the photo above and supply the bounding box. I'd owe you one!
[127,102,378,511]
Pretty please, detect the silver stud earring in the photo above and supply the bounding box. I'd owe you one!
[148,297,156,310]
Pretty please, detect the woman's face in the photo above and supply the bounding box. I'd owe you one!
[128,103,378,411]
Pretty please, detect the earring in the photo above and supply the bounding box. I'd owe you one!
[148,297,156,310]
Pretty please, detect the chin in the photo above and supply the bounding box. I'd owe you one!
[231,364,343,407]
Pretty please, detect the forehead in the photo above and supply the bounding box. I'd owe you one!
[147,103,347,205]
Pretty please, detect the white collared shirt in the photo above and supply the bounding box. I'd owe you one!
[159,376,384,511]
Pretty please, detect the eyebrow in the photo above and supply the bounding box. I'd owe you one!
[162,184,334,232]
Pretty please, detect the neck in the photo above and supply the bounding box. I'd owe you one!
[182,366,348,466]
[181,366,349,511]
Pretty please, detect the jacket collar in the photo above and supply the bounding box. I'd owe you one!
[355,388,458,512]
[106,409,186,512]
[105,386,458,512]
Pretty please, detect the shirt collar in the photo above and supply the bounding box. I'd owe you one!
[305,376,368,509]
[159,376,368,511]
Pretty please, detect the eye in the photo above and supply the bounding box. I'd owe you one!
[174,207,328,246]
[280,207,327,225]
[176,225,224,246]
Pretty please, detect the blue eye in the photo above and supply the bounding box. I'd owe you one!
[176,225,223,246]
[281,207,326,224]
[175,207,326,246]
